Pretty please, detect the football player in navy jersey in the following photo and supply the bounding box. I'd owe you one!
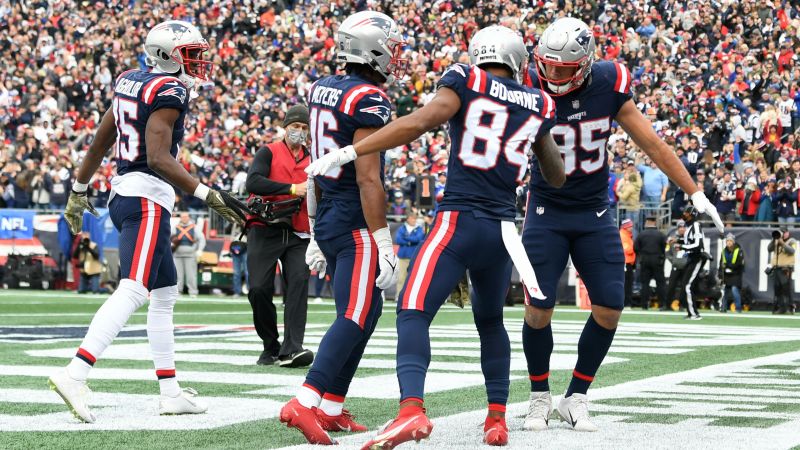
[519,17,725,432]
[307,25,565,449]
[48,21,248,424]
[277,11,403,445]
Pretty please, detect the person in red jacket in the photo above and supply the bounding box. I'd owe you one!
[736,179,761,221]
[620,218,636,308]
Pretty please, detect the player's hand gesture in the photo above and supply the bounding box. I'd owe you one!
[305,145,358,177]
[372,227,399,290]
[64,189,99,235]
[205,189,249,227]
[305,238,327,279]
[690,191,725,235]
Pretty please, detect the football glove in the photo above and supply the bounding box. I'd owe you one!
[305,238,327,279]
[206,189,249,227]
[305,145,358,177]
[64,189,99,235]
[372,227,399,291]
[690,191,725,235]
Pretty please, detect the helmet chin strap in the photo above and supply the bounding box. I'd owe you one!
[547,80,571,94]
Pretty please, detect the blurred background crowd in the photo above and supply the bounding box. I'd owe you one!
[2,0,800,225]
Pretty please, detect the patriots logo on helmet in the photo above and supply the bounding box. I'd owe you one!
[158,85,187,103]
[352,15,393,37]
[360,104,390,124]
[575,29,592,52]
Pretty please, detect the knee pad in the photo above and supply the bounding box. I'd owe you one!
[117,278,149,310]
[149,285,178,313]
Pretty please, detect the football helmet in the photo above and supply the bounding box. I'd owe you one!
[534,17,596,95]
[468,25,529,84]
[682,205,698,222]
[335,11,407,84]
[144,20,212,89]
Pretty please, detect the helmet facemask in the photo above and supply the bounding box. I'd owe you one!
[385,37,408,83]
[534,51,591,96]
[174,42,213,88]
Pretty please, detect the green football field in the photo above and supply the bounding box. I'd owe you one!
[1,290,799,450]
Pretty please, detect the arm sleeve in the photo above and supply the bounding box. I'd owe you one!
[245,147,292,196]
[783,241,796,255]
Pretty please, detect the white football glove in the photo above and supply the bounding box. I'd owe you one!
[305,238,327,279]
[305,145,358,177]
[372,227,399,291]
[690,191,725,234]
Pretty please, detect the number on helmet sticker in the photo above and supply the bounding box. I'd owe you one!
[458,98,544,183]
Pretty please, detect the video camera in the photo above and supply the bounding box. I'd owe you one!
[247,197,302,226]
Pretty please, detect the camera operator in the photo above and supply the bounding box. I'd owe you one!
[244,105,313,368]
[679,206,705,320]
[74,232,102,294]
[767,227,797,314]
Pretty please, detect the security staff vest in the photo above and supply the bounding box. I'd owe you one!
[247,141,310,233]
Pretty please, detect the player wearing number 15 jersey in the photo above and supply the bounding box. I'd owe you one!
[48,20,247,424]
[520,17,725,433]
[306,25,565,449]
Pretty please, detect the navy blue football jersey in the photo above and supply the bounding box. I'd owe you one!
[436,64,555,220]
[528,61,633,209]
[112,70,188,178]
[307,74,391,240]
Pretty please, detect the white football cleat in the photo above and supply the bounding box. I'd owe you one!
[48,369,96,423]
[523,391,552,431]
[557,393,598,432]
[159,388,208,415]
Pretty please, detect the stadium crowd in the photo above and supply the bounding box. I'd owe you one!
[1,0,800,224]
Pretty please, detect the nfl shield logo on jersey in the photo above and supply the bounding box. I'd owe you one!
[536,206,545,215]
[572,99,580,109]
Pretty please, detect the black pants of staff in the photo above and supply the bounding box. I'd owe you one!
[639,258,666,310]
[666,267,686,308]
[773,268,795,314]
[247,225,310,358]
[624,263,635,308]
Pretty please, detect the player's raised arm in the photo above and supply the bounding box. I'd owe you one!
[531,133,566,188]
[64,107,117,234]
[145,108,249,227]
[305,87,461,176]
[615,100,724,233]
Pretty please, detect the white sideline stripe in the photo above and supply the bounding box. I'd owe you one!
[276,350,800,450]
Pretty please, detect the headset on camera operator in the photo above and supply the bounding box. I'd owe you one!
[243,104,314,368]
[766,227,797,314]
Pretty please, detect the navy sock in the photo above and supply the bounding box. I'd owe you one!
[523,321,553,392]
[304,316,364,393]
[396,309,433,402]
[475,313,510,405]
[566,314,616,397]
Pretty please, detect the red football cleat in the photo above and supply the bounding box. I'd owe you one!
[279,398,336,445]
[317,408,368,432]
[483,416,508,446]
[360,409,432,450]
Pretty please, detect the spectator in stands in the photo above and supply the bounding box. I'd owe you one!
[715,171,738,222]
[736,179,762,222]
[638,156,669,206]
[617,160,642,232]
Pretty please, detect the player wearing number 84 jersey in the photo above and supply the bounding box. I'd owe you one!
[519,17,725,433]
[306,25,566,449]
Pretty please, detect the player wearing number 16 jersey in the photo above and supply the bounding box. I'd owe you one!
[306,25,565,449]
[48,20,248,424]
[520,17,725,432]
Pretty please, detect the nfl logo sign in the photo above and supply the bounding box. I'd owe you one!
[572,99,580,109]
[536,206,545,215]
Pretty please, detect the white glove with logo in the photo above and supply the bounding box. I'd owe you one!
[372,227,399,291]
[305,145,358,177]
[305,238,327,279]
[690,191,725,234]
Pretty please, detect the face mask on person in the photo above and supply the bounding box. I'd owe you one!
[287,129,307,145]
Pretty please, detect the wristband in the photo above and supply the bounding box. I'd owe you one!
[290,184,296,196]
[193,183,211,201]
[371,226,393,251]
[72,181,89,193]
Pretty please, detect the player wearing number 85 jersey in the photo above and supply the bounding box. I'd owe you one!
[306,25,565,449]
[519,17,726,433]
[50,20,248,424]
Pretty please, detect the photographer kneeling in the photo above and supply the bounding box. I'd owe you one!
[245,105,314,367]
[75,232,102,294]
[767,227,797,315]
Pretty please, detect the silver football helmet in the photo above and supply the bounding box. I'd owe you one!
[336,11,407,84]
[144,20,212,89]
[468,25,529,84]
[534,17,596,95]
